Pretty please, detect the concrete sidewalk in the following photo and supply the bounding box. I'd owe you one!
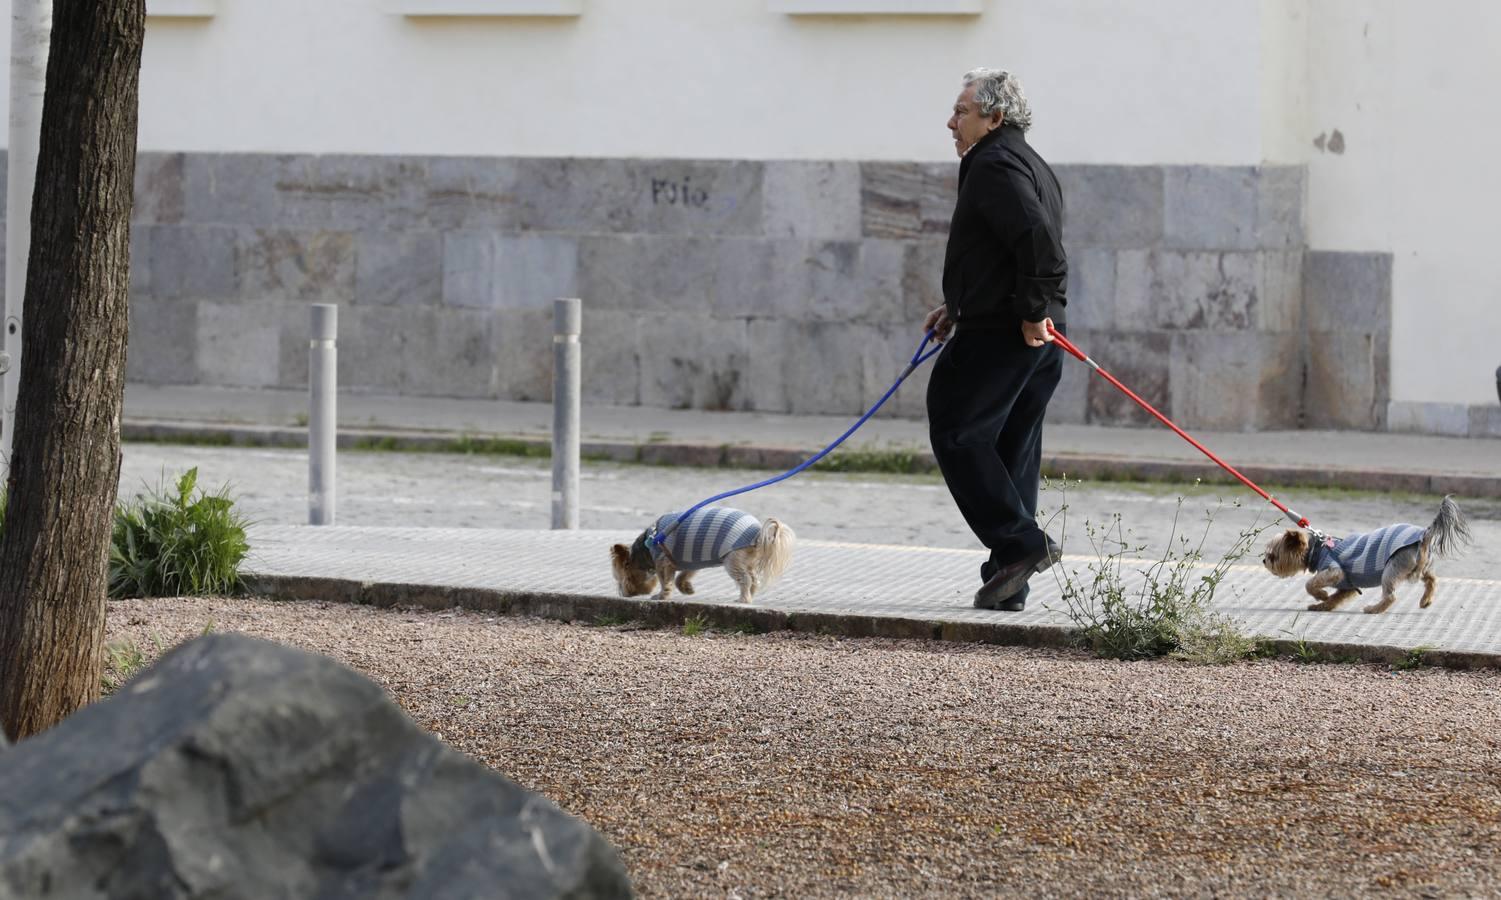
[242,524,1501,668]
[125,384,1501,498]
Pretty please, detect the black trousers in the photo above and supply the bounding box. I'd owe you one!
[926,325,1064,578]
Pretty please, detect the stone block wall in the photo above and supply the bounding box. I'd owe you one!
[2,149,1447,432]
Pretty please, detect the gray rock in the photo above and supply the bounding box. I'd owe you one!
[134,152,186,225]
[126,298,199,385]
[858,162,954,239]
[1075,330,1173,427]
[1255,166,1305,249]
[1168,330,1302,430]
[1388,401,1470,437]
[763,161,862,240]
[1469,404,1501,439]
[1305,330,1389,430]
[235,228,357,304]
[1054,165,1164,249]
[143,225,238,301]
[0,633,632,900]
[638,314,750,412]
[195,301,283,388]
[357,230,443,308]
[1163,165,1257,251]
[1303,250,1392,332]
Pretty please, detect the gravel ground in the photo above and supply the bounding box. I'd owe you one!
[107,596,1501,899]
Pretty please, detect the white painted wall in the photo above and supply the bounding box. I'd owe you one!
[1304,0,1501,407]
[1258,0,1310,164]
[1,0,1493,408]
[0,0,1267,164]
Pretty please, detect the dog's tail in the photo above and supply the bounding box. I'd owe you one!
[1423,495,1472,561]
[753,518,796,588]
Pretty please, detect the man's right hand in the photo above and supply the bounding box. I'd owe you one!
[923,305,953,340]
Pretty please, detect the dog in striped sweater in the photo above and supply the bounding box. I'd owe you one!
[610,506,795,604]
[1261,496,1471,614]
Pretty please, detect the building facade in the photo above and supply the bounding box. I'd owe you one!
[2,0,1495,436]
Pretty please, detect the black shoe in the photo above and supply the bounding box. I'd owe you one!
[974,538,1061,610]
[981,536,1060,585]
[990,582,1030,612]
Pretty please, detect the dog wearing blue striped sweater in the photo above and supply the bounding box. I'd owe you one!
[610,506,795,603]
[1261,496,1471,614]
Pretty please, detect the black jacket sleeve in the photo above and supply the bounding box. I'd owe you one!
[968,158,1067,323]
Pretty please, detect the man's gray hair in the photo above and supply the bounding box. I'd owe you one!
[963,67,1032,132]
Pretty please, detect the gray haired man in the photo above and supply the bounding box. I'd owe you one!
[922,68,1068,611]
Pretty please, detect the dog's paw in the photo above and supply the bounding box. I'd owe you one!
[1307,602,1331,612]
[1362,603,1387,614]
[678,582,695,595]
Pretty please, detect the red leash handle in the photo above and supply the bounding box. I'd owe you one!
[1046,324,1313,532]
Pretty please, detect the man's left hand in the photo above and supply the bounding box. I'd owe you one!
[1022,318,1055,348]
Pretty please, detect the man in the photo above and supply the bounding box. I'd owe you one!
[923,68,1067,612]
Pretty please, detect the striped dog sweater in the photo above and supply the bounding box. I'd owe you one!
[652,507,763,571]
[1308,524,1425,591]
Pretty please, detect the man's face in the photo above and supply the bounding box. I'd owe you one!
[947,85,1000,158]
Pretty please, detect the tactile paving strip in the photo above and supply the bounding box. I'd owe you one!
[244,526,1501,656]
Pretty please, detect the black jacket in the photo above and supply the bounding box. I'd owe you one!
[942,124,1067,328]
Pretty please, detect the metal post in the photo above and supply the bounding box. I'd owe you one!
[1,0,53,474]
[552,297,581,530]
[309,304,337,526]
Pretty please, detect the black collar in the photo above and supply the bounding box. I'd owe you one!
[1305,540,1322,572]
[958,123,1024,184]
[629,531,656,570]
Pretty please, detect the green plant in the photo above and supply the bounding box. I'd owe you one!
[351,436,400,452]
[448,435,550,458]
[1393,644,1435,671]
[1278,615,1362,663]
[1279,613,1324,664]
[812,445,927,475]
[1172,619,1268,665]
[1048,477,1270,662]
[101,638,148,693]
[682,614,709,637]
[110,467,251,600]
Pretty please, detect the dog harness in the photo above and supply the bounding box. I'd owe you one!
[651,507,762,571]
[1308,523,1425,591]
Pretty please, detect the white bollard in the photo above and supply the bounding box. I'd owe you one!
[309,304,337,526]
[552,298,581,530]
[1,0,54,476]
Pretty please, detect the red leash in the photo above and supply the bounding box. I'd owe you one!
[1046,324,1322,537]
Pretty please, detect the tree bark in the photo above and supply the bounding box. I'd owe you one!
[0,0,145,740]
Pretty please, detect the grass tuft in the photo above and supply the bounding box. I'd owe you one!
[110,467,251,600]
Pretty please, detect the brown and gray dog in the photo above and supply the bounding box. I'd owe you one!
[610,506,794,604]
[1261,496,1471,614]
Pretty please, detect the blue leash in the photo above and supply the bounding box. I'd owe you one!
[651,329,945,547]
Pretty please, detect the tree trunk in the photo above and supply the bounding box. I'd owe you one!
[0,0,145,740]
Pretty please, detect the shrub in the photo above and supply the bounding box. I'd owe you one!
[1046,478,1270,663]
[110,467,250,600]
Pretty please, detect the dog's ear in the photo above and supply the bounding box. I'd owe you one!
[611,544,630,565]
[1282,531,1304,550]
